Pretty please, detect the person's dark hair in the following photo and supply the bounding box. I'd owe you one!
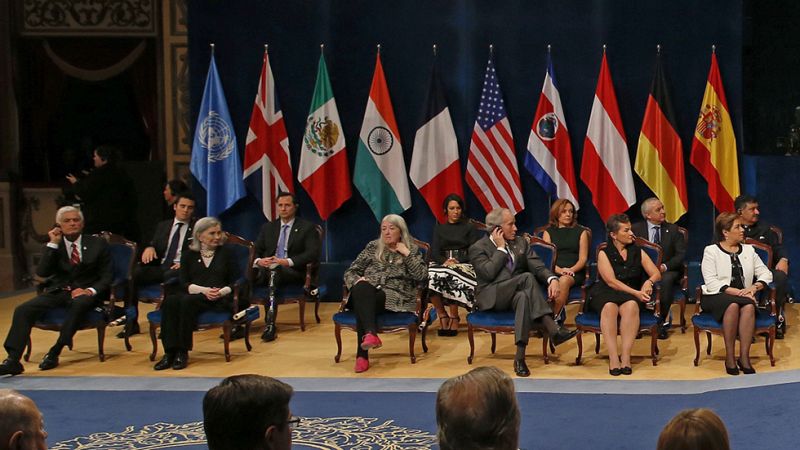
[605,213,630,235]
[548,198,577,228]
[436,366,520,450]
[276,191,299,206]
[94,145,119,165]
[714,212,739,243]
[167,179,189,197]
[203,374,294,450]
[442,193,466,222]
[657,408,730,450]
[733,194,757,214]
[175,191,195,204]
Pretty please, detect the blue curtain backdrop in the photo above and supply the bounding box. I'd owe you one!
[187,0,746,265]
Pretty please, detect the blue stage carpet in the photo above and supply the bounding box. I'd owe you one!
[23,382,800,449]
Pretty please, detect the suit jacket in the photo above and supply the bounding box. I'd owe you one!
[37,234,113,298]
[254,217,321,273]
[632,221,686,273]
[145,218,195,265]
[469,235,555,310]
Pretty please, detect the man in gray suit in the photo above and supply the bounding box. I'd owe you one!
[469,208,577,377]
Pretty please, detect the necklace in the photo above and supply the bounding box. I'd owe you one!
[200,248,215,258]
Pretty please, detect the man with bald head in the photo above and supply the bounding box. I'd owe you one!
[0,389,47,450]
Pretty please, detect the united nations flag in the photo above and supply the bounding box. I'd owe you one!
[190,49,246,217]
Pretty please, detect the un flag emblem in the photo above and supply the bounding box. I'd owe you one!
[199,111,235,162]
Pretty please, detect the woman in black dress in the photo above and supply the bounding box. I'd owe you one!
[428,194,481,336]
[541,198,589,319]
[589,214,660,375]
[700,212,772,375]
[154,217,238,371]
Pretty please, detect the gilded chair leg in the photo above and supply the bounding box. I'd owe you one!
[334,324,342,363]
[97,326,106,362]
[408,325,417,364]
[299,299,306,331]
[693,327,700,366]
[467,324,475,364]
[149,322,158,361]
[223,323,231,362]
[575,332,583,365]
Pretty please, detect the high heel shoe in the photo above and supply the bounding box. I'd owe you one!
[725,363,740,376]
[737,358,756,374]
[609,367,622,376]
[436,315,452,337]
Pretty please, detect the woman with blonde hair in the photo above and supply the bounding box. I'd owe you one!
[343,214,427,373]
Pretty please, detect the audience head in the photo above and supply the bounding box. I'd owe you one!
[376,214,413,260]
[55,206,84,239]
[173,193,196,222]
[436,366,520,450]
[203,374,295,450]
[606,213,633,246]
[93,145,118,168]
[442,194,467,224]
[486,208,516,241]
[164,179,189,205]
[714,212,743,244]
[657,408,730,450]
[734,194,759,225]
[0,389,47,450]
[548,198,577,228]
[275,192,299,222]
[641,197,666,225]
[190,217,225,251]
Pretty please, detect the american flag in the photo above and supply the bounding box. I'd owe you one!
[243,49,294,221]
[466,55,524,214]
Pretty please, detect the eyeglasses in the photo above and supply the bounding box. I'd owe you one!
[287,416,301,430]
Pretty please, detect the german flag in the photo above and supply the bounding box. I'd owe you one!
[635,52,688,222]
[690,52,739,212]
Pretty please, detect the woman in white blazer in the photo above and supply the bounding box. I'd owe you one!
[701,212,772,375]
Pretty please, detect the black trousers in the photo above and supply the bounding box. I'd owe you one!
[253,266,306,320]
[346,282,387,358]
[658,270,681,323]
[159,293,229,354]
[4,291,98,360]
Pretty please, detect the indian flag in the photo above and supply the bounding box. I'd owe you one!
[298,53,352,220]
[354,52,411,221]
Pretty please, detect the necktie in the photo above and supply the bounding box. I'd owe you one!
[70,242,80,266]
[652,226,661,245]
[277,224,289,259]
[163,222,184,267]
[505,246,514,271]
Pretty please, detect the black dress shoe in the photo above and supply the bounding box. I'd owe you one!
[725,364,740,376]
[172,352,188,370]
[776,327,785,340]
[38,353,59,371]
[153,353,174,371]
[621,366,633,375]
[223,325,246,341]
[551,327,579,347]
[116,322,141,339]
[513,359,530,377]
[657,325,669,340]
[261,323,277,342]
[737,358,756,375]
[0,358,24,376]
[609,367,622,376]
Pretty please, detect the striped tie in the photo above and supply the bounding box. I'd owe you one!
[70,242,80,266]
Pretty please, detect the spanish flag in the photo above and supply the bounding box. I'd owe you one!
[690,52,739,212]
[635,52,688,222]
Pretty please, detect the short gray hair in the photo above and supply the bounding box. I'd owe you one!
[56,205,84,223]
[0,389,40,442]
[189,217,225,251]
[485,208,509,228]
[640,197,660,218]
[375,214,413,261]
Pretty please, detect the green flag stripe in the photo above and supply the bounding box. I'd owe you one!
[309,55,334,112]
[354,140,404,221]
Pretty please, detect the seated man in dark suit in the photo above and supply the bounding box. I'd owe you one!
[736,194,790,339]
[253,192,321,342]
[0,206,112,375]
[632,197,686,340]
[122,193,196,338]
[469,208,577,377]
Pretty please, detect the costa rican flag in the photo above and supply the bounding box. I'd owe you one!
[465,53,524,214]
[243,48,294,221]
[524,51,579,208]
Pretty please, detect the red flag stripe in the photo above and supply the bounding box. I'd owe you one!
[640,96,688,202]
[582,138,632,220]
[470,127,521,209]
[689,143,735,212]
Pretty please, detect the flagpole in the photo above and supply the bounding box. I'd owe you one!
[210,42,214,55]
[710,43,716,238]
[318,41,330,263]
[489,43,494,57]
[433,43,437,56]
[546,43,553,213]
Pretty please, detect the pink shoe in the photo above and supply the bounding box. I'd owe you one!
[361,333,382,351]
[354,356,369,373]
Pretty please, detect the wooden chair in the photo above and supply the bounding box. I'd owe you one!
[692,240,777,367]
[249,224,327,331]
[465,236,556,365]
[333,239,431,364]
[25,232,136,363]
[574,237,661,366]
[146,232,258,362]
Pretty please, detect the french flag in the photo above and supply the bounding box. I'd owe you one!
[524,51,579,208]
[580,51,636,222]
